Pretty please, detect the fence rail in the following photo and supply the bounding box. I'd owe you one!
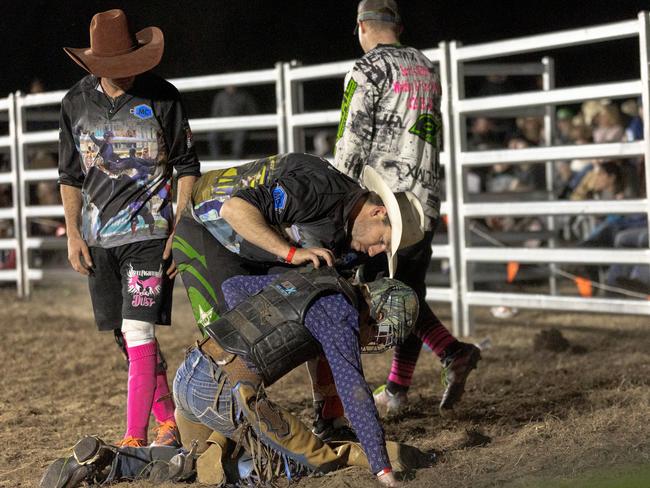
[3,12,649,336]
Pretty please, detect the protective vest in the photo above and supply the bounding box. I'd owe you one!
[204,267,358,386]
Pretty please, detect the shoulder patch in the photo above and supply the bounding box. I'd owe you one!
[272,185,286,211]
[131,104,154,120]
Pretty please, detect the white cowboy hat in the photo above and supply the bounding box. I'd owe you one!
[362,166,425,277]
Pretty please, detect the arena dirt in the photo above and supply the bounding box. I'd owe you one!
[1,277,649,487]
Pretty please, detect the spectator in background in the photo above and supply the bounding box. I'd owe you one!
[622,98,644,142]
[29,77,46,94]
[209,85,258,159]
[555,107,575,145]
[606,224,649,294]
[0,184,15,270]
[592,102,624,144]
[514,116,544,146]
[571,160,625,202]
[313,130,335,158]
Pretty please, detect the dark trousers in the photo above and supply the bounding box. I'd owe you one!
[172,215,286,332]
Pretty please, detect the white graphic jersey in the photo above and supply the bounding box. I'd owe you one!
[334,44,443,228]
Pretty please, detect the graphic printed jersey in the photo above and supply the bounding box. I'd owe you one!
[221,274,390,474]
[334,44,443,227]
[190,153,367,262]
[59,73,200,248]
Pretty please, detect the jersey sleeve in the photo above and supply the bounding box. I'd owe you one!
[57,97,84,188]
[305,295,391,473]
[162,89,201,179]
[333,64,377,181]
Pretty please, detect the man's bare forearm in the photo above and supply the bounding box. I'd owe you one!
[174,175,198,226]
[220,197,291,259]
[60,184,83,239]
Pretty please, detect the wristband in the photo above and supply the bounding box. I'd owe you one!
[285,246,297,264]
[376,467,392,477]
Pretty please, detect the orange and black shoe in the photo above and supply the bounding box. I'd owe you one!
[151,419,181,447]
[117,436,146,448]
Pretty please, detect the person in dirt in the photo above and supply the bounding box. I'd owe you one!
[58,9,200,449]
[331,0,481,418]
[40,267,433,488]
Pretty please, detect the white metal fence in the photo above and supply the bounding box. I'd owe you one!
[5,12,649,335]
[449,12,650,335]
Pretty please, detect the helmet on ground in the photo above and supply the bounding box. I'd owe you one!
[362,278,419,353]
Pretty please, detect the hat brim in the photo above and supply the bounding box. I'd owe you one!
[362,166,402,278]
[64,26,164,78]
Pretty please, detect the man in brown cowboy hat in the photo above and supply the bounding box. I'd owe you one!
[58,9,200,448]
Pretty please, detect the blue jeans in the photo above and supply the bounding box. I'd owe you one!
[173,347,239,439]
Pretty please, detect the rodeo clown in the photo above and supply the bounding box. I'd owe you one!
[40,267,436,487]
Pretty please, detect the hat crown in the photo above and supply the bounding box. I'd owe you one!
[89,9,137,57]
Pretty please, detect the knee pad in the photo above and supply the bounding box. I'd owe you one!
[121,319,155,347]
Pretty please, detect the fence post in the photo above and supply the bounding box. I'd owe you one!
[449,41,473,336]
[274,62,288,154]
[8,93,25,297]
[639,11,650,241]
[542,56,559,296]
[438,42,462,336]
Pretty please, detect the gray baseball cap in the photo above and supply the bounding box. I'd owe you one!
[354,0,402,34]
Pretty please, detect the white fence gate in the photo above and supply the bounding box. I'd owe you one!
[5,12,650,336]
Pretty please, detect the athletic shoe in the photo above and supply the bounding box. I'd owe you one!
[117,436,146,448]
[373,384,408,417]
[490,306,518,319]
[39,436,113,488]
[439,342,481,411]
[151,419,181,447]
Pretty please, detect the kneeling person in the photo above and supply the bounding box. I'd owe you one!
[173,266,418,487]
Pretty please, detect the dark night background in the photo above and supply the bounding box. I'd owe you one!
[3,0,650,97]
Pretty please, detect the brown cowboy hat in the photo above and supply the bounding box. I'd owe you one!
[64,9,164,78]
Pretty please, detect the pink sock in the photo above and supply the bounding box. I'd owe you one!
[125,341,158,441]
[151,345,176,423]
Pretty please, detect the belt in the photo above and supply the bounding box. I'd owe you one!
[198,337,262,387]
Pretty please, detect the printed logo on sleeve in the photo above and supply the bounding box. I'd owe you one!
[131,104,154,120]
[272,185,287,211]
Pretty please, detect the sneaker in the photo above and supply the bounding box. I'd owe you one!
[40,436,113,488]
[373,384,408,417]
[490,306,518,319]
[117,436,146,448]
[439,343,481,411]
[151,419,181,447]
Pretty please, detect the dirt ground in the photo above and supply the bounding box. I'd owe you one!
[1,276,649,488]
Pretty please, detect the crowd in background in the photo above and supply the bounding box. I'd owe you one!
[465,78,648,298]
